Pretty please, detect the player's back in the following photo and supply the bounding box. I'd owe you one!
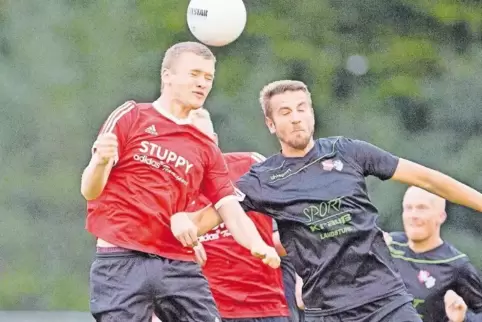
[86,102,232,261]
[389,232,482,322]
[199,152,289,319]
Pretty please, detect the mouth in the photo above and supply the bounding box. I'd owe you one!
[193,91,205,99]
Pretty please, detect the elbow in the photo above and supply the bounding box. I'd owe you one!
[80,185,101,201]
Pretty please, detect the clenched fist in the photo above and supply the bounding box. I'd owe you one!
[444,290,467,322]
[251,242,281,269]
[93,133,118,165]
[171,212,199,247]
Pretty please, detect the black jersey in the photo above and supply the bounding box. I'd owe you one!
[237,137,410,317]
[389,232,482,322]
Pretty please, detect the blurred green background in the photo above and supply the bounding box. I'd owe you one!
[1,0,482,310]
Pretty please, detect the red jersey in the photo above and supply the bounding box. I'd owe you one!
[85,101,236,261]
[191,152,289,318]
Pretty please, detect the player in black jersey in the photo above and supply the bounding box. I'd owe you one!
[180,80,482,322]
[387,186,482,322]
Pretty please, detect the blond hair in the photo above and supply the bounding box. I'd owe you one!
[259,80,311,117]
[161,42,216,89]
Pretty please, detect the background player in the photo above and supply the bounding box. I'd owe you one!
[183,80,482,322]
[387,186,482,322]
[181,108,292,322]
[81,41,279,322]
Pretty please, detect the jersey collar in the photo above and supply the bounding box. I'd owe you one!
[152,99,193,125]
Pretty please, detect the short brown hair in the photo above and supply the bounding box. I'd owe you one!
[259,80,311,117]
[161,41,216,71]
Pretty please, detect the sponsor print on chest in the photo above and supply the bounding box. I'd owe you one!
[130,124,199,185]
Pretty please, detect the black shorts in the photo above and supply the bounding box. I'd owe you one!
[304,294,422,322]
[89,248,220,322]
[223,317,291,322]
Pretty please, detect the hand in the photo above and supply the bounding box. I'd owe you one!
[251,242,281,269]
[295,274,305,310]
[93,133,118,165]
[193,243,207,266]
[444,290,467,322]
[171,212,199,247]
[383,231,392,246]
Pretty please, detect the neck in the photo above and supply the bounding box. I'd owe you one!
[281,138,315,158]
[408,234,443,253]
[156,93,192,119]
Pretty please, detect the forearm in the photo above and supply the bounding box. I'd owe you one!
[81,156,112,200]
[217,199,264,250]
[272,231,287,256]
[189,207,223,236]
[423,169,482,212]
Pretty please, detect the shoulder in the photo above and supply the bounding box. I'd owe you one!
[248,153,284,174]
[439,242,470,267]
[104,100,139,120]
[223,152,266,165]
[389,231,409,244]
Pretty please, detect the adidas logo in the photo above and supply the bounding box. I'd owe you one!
[145,125,158,135]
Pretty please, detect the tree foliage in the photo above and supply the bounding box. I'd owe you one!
[1,0,481,309]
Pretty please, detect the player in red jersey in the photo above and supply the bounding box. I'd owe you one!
[173,108,291,322]
[81,42,280,322]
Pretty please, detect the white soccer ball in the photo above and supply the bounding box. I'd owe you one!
[187,0,247,47]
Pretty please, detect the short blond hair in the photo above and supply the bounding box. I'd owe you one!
[259,80,311,117]
[161,42,216,90]
[161,41,216,71]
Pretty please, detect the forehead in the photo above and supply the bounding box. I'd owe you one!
[403,189,434,206]
[270,90,309,110]
[172,52,215,73]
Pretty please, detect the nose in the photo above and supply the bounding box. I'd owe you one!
[290,110,302,123]
[194,76,209,89]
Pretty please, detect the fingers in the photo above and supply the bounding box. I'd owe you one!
[175,230,198,247]
[444,290,467,309]
[94,134,119,159]
[262,255,281,269]
[194,244,207,266]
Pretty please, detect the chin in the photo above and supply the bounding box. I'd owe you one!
[406,232,427,242]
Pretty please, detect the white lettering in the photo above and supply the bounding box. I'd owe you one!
[198,223,231,242]
[138,141,193,174]
[139,141,149,153]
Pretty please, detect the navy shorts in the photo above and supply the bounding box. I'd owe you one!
[89,248,220,322]
[223,317,291,322]
[304,294,422,322]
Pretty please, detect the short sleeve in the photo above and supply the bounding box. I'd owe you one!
[92,101,137,165]
[338,138,399,180]
[236,169,264,213]
[455,262,482,313]
[200,146,236,209]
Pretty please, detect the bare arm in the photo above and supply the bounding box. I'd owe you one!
[189,206,223,236]
[296,274,305,310]
[391,158,482,212]
[81,156,114,200]
[189,200,266,251]
[272,231,287,257]
[80,133,118,201]
[216,198,266,250]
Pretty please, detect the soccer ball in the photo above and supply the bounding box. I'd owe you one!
[187,0,247,47]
